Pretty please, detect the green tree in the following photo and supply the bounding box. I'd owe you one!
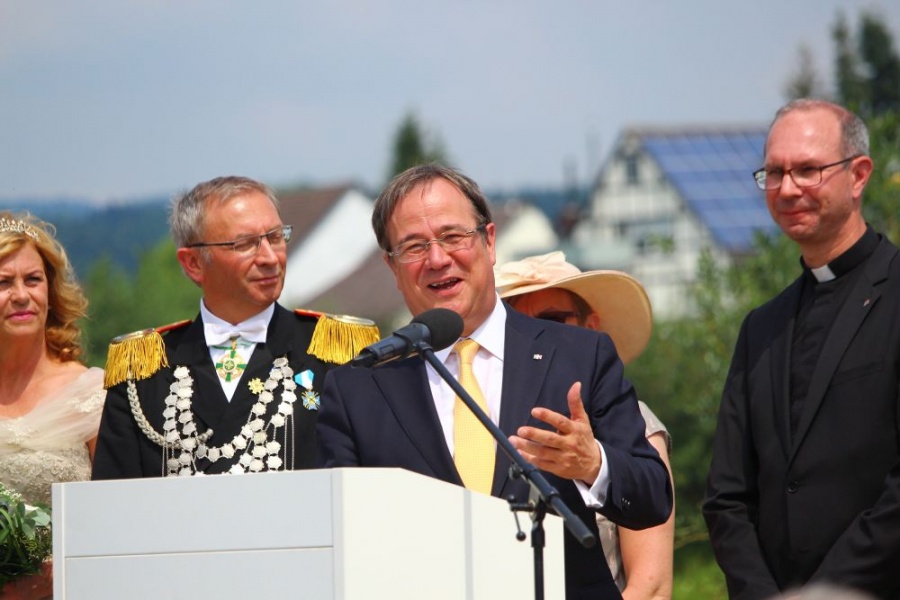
[862,112,900,241]
[833,10,900,117]
[833,11,868,113]
[81,239,201,367]
[784,43,827,101]
[387,111,449,180]
[129,239,202,327]
[859,13,900,116]
[82,257,134,366]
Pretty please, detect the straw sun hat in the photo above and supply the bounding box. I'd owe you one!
[494,251,652,364]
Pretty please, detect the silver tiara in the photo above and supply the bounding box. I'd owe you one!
[0,217,40,241]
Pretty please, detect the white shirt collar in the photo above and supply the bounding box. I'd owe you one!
[810,264,837,283]
[432,293,506,362]
[200,300,275,346]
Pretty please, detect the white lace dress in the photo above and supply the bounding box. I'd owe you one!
[0,367,106,506]
[596,400,671,591]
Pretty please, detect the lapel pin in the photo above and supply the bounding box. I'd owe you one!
[533,354,543,360]
[863,298,871,307]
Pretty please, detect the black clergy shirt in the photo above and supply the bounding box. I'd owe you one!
[790,226,880,439]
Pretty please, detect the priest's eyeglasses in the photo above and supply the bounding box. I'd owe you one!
[752,155,861,191]
[388,224,487,263]
[186,225,293,255]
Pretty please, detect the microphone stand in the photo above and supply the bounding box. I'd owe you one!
[416,342,596,600]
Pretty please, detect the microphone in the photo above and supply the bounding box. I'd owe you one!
[351,308,464,368]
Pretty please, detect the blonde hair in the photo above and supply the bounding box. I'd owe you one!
[0,211,87,362]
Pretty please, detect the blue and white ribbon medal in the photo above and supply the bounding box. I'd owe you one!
[295,369,320,410]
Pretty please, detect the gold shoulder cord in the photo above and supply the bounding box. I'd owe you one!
[104,327,175,448]
[300,311,381,365]
[104,328,169,389]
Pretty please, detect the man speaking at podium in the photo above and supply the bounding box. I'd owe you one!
[317,163,672,599]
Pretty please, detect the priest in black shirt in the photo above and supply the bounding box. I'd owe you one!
[704,99,900,600]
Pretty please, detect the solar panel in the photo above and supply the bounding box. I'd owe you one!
[641,129,778,251]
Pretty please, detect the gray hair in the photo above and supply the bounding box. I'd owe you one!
[169,176,280,249]
[372,163,493,254]
[770,98,869,157]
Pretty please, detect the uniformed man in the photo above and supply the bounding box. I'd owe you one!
[92,176,378,478]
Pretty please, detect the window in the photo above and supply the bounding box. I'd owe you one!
[625,154,639,185]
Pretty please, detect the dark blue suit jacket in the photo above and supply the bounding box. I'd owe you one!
[317,305,673,599]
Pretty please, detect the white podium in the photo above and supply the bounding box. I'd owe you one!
[52,468,564,599]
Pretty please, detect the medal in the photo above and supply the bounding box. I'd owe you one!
[248,378,266,394]
[295,369,320,410]
[214,338,247,382]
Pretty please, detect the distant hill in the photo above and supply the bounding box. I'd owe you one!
[3,198,170,278]
[3,199,98,219]
[3,185,584,279]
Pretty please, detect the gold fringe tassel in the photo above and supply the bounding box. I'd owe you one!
[103,329,170,389]
[307,314,381,365]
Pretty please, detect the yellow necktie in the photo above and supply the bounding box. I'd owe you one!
[453,338,496,495]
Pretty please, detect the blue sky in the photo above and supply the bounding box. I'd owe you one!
[2,1,899,202]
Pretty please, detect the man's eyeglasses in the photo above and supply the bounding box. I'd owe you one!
[388,224,487,263]
[534,310,580,324]
[752,155,861,191]
[186,225,293,255]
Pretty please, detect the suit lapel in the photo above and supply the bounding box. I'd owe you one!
[361,308,559,495]
[495,309,553,496]
[791,240,896,455]
[375,358,461,484]
[170,318,229,433]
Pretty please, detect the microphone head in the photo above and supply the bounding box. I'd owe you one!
[412,308,464,351]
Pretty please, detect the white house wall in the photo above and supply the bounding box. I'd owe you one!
[598,156,679,228]
[280,189,376,308]
[575,146,728,320]
[494,204,559,264]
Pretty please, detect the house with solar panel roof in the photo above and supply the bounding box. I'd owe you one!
[568,125,779,319]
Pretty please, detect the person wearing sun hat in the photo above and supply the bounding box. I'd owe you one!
[496,250,674,598]
[495,251,652,365]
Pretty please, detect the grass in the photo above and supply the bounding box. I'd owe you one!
[673,539,727,599]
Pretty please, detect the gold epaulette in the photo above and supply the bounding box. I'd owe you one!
[103,320,191,389]
[295,309,381,365]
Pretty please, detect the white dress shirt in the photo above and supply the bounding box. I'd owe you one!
[200,301,274,402]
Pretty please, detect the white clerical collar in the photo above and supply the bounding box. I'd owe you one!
[810,264,837,283]
[200,301,275,345]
